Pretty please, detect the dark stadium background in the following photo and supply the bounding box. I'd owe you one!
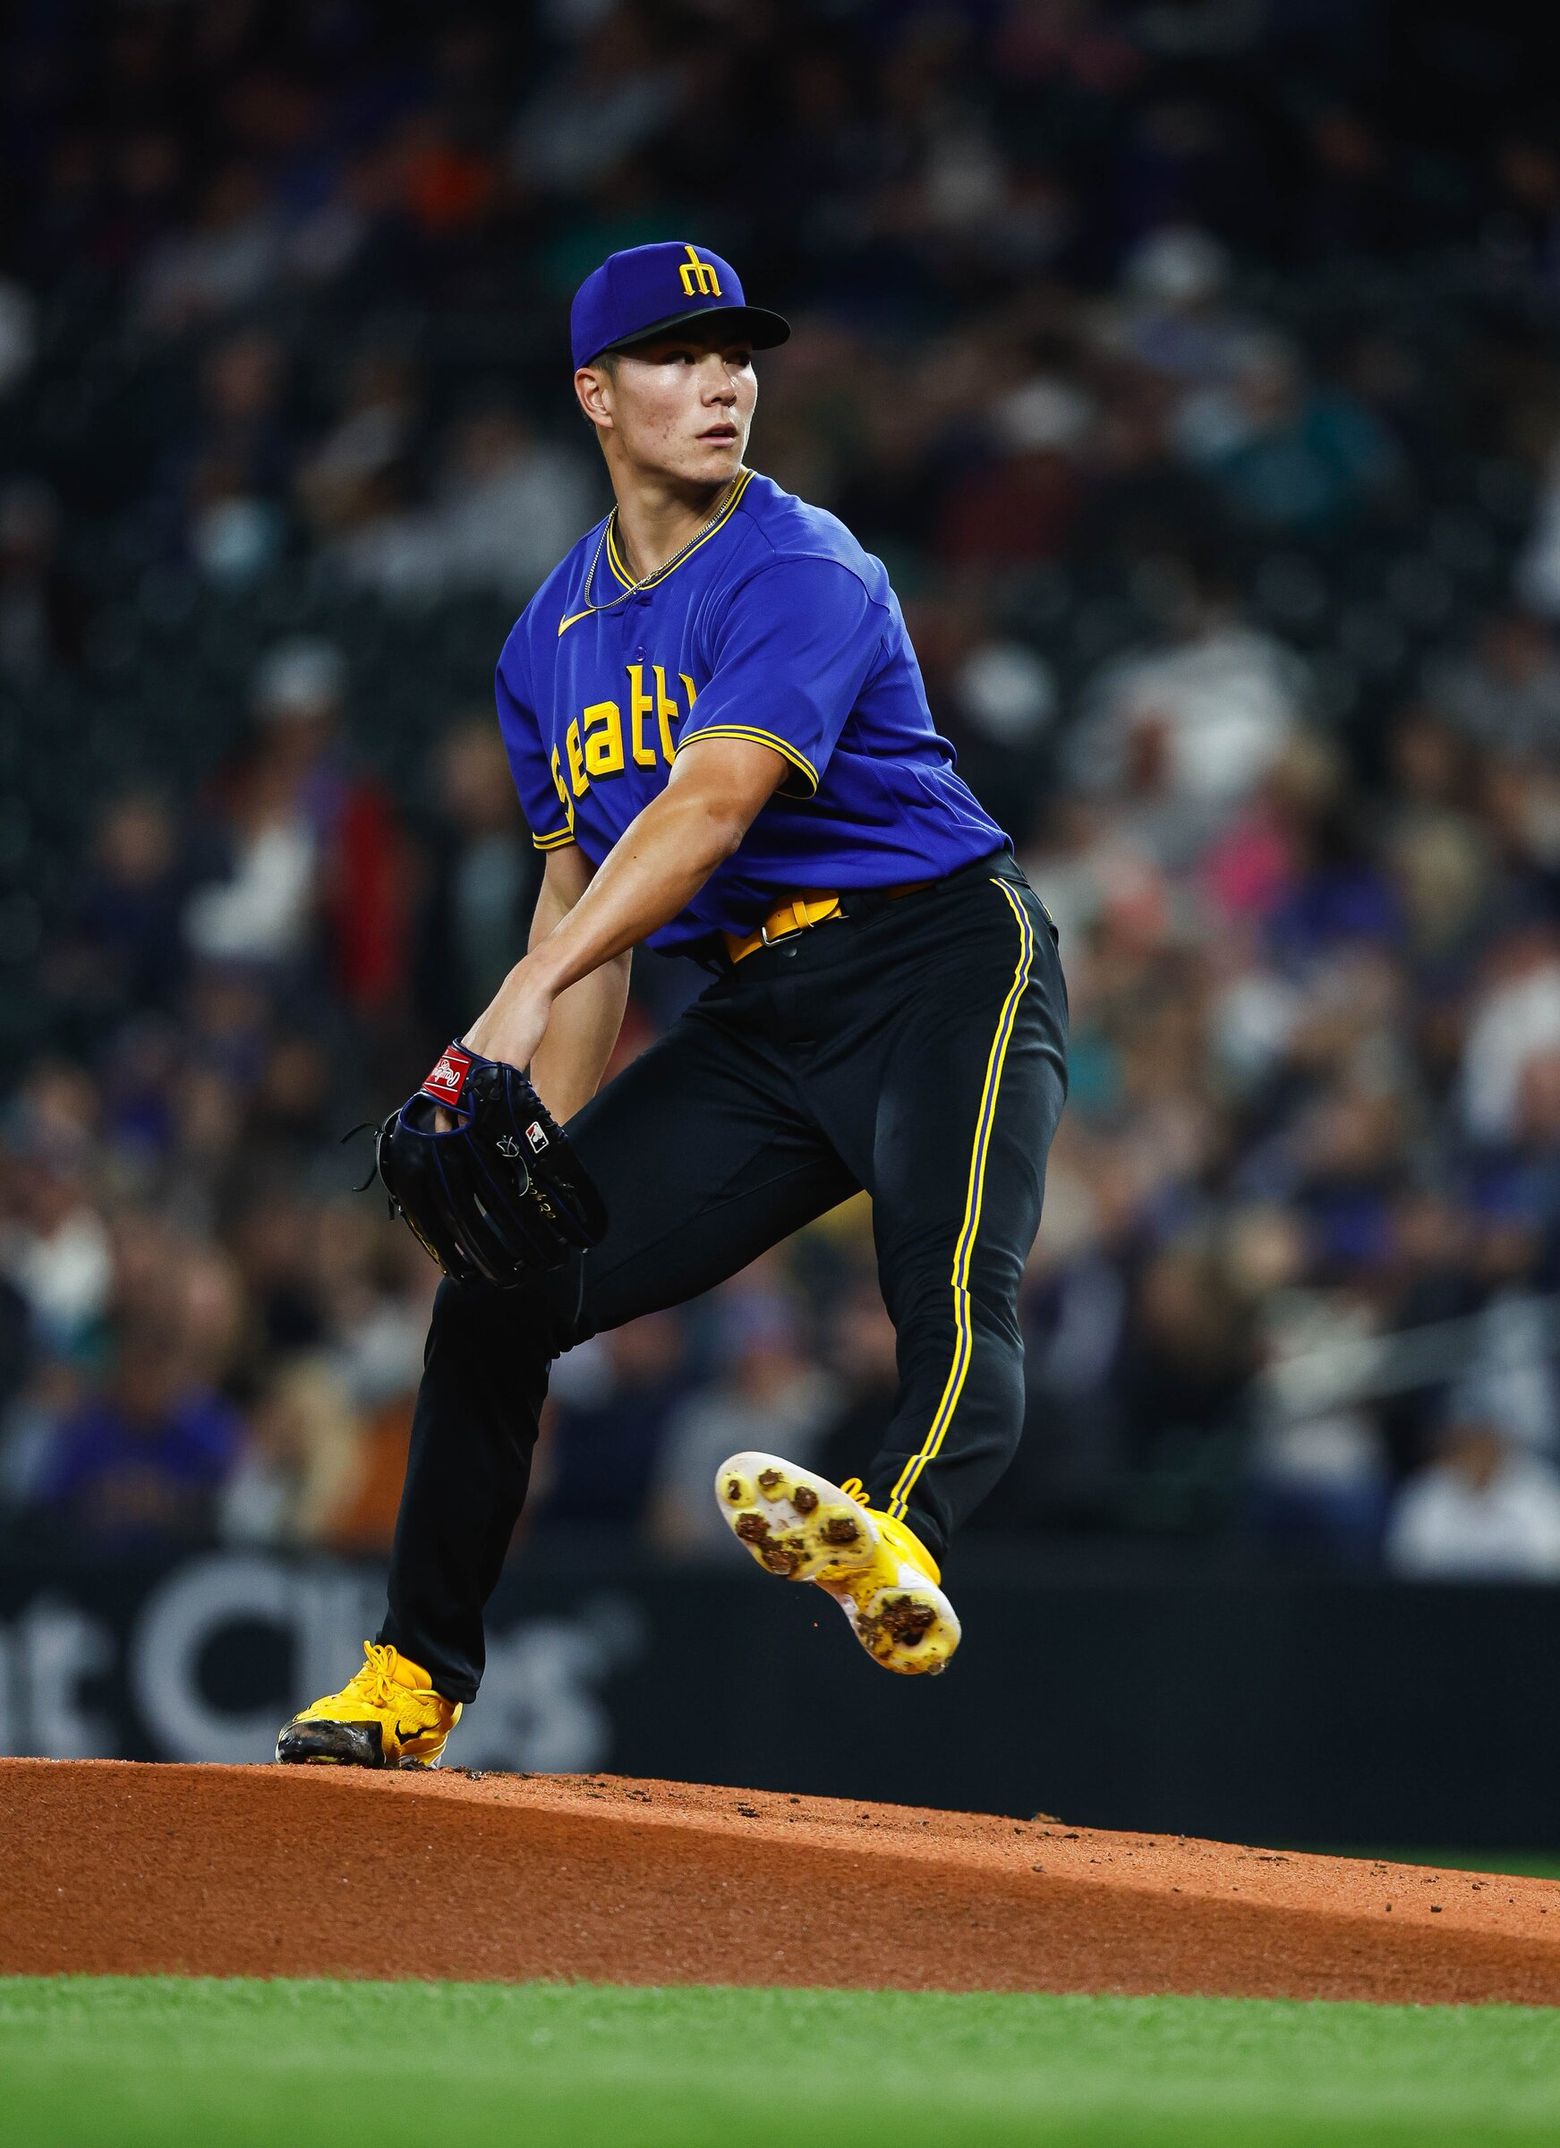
[0,0,1557,1831]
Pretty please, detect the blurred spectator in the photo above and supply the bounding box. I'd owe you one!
[1246,1406,1390,1567]
[647,1283,837,1556]
[179,332,293,586]
[412,714,539,1041]
[509,11,680,196]
[1116,1236,1256,1468]
[1068,567,1306,845]
[1460,926,1560,1144]
[333,400,594,600]
[810,1282,902,1492]
[296,349,422,540]
[1181,334,1401,538]
[938,378,1092,567]
[0,1100,110,1363]
[432,403,595,595]
[1385,1386,1560,1580]
[26,1310,247,1553]
[1111,226,1255,396]
[1427,610,1560,763]
[49,793,198,1027]
[220,1355,361,1546]
[186,639,408,1016]
[230,1192,331,1358]
[136,161,286,334]
[538,1312,691,1534]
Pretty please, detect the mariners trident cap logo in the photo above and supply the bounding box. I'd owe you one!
[570,241,790,369]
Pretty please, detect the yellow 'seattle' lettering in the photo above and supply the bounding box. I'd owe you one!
[626,666,658,766]
[549,745,576,830]
[652,666,682,763]
[583,700,625,778]
[566,660,698,799]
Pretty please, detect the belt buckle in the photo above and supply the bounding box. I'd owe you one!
[759,897,806,948]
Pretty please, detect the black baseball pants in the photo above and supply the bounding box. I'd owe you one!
[380,848,1069,1701]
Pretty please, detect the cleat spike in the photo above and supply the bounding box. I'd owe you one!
[713,1451,960,1676]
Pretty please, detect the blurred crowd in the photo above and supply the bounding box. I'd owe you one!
[2,0,1560,1577]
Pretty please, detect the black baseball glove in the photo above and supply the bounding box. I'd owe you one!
[371,1043,607,1288]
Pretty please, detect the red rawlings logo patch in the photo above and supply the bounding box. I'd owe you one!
[422,1044,473,1107]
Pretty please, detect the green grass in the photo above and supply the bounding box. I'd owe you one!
[1333,1851,1560,1881]
[3,1978,1559,2147]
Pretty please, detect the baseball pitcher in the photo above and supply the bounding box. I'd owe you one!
[279,241,1069,1767]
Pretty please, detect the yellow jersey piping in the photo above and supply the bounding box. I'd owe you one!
[604,520,637,590]
[607,467,754,594]
[887,878,1036,1522]
[674,721,819,796]
[560,469,754,634]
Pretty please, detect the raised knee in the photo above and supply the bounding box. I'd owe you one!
[425,1270,565,1364]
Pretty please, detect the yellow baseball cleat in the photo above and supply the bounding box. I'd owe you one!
[715,1451,961,1675]
[276,1641,461,1768]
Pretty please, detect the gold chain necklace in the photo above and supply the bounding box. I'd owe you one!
[581,469,745,617]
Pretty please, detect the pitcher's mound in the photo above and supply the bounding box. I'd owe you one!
[6,1761,1558,2004]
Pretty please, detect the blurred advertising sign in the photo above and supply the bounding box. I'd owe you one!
[0,1552,643,1774]
[1,1548,1558,1847]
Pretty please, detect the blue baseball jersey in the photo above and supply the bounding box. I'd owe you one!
[495,467,1008,956]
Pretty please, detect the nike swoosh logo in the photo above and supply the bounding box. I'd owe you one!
[395,1721,431,1745]
[557,606,596,636]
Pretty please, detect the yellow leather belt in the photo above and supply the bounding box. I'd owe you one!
[724,880,936,965]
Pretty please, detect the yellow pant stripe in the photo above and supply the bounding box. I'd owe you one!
[888,878,1036,1521]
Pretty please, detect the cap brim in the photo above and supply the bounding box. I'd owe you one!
[591,304,791,364]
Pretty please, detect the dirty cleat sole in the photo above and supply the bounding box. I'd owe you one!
[716,1450,961,1675]
[271,1718,446,1769]
[848,1578,961,1676]
[716,1454,878,1583]
[275,1720,444,1768]
[275,1641,461,1767]
[276,1719,389,1767]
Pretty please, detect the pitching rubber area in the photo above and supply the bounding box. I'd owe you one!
[4,1760,1559,2004]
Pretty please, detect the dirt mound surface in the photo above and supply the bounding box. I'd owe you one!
[6,1761,1558,2004]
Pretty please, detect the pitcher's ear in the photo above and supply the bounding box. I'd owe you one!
[574,358,616,431]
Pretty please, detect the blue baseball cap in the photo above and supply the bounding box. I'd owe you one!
[570,241,790,370]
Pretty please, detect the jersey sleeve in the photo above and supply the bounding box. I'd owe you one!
[676,558,886,797]
[495,641,574,852]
